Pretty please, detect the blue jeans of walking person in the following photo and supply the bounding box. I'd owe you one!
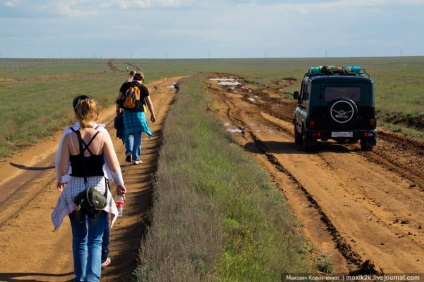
[69,211,107,282]
[125,132,141,162]
[122,111,152,163]
[101,214,110,264]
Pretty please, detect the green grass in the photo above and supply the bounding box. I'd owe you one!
[0,70,123,158]
[379,121,424,139]
[0,57,423,159]
[134,75,310,281]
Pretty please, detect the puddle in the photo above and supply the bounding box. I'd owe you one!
[256,129,275,134]
[166,81,178,88]
[217,81,241,86]
[209,78,235,81]
[223,122,242,133]
[210,77,241,86]
[227,128,243,133]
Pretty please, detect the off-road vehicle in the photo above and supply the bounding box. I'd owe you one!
[293,65,377,151]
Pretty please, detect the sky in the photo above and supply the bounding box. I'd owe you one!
[0,0,423,59]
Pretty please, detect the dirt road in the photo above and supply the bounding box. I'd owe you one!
[0,77,181,281]
[0,73,423,281]
[206,75,424,275]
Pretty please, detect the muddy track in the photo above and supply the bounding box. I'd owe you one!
[206,74,424,275]
[107,59,142,73]
[0,74,181,281]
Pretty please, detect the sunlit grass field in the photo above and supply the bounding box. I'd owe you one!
[0,56,423,159]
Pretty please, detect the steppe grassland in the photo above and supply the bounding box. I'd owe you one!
[1,57,423,279]
[0,57,423,159]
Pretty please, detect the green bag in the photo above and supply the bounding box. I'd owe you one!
[74,187,107,218]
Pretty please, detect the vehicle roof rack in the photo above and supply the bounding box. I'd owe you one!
[305,65,370,78]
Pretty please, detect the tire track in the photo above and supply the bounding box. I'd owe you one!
[206,73,424,274]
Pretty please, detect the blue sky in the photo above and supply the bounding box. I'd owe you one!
[0,0,423,58]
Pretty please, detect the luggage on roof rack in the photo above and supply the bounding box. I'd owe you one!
[307,65,369,77]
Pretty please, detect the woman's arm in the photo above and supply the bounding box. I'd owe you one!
[145,96,156,122]
[103,131,127,196]
[57,133,71,184]
[116,92,123,115]
[55,125,77,185]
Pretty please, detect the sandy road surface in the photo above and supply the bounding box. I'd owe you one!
[206,74,424,275]
[0,77,181,281]
[0,73,423,281]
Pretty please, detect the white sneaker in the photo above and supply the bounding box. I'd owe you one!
[133,160,142,165]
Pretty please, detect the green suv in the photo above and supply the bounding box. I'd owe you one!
[293,65,377,151]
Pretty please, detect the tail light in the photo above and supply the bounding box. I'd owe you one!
[369,119,375,128]
[309,118,315,129]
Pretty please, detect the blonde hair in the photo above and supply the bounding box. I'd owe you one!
[75,98,99,128]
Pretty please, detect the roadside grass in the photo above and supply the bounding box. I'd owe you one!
[0,69,123,159]
[369,63,424,125]
[379,122,424,139]
[0,57,423,159]
[133,75,311,281]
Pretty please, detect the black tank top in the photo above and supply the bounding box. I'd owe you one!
[70,130,105,177]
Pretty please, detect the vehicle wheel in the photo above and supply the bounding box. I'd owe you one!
[302,131,311,152]
[360,139,373,151]
[294,125,302,145]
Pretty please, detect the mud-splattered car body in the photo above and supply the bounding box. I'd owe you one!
[293,65,377,151]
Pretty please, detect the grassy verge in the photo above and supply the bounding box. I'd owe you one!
[0,62,124,159]
[379,122,424,139]
[133,75,310,281]
[1,57,423,159]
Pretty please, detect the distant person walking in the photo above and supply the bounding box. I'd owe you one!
[116,72,156,164]
[127,69,135,82]
[52,96,126,281]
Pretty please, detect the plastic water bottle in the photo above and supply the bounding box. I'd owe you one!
[116,195,124,217]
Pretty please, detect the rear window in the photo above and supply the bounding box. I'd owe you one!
[324,87,361,102]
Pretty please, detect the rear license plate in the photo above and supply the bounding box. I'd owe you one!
[331,132,353,138]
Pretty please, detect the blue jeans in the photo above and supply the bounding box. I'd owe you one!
[69,211,106,282]
[101,214,110,263]
[125,133,141,161]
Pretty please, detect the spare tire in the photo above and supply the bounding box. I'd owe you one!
[327,98,358,125]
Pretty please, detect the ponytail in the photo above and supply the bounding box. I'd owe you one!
[75,99,98,128]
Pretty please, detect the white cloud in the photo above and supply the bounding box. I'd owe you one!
[4,0,17,7]
[0,0,423,58]
[55,2,99,17]
[101,0,195,9]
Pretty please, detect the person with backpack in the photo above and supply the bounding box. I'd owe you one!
[54,95,114,269]
[116,72,156,164]
[52,96,126,281]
